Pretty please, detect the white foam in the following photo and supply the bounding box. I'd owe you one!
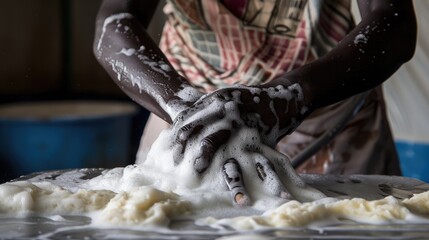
[97,13,134,52]
[354,33,368,45]
[119,48,136,56]
[175,85,202,103]
[253,96,260,103]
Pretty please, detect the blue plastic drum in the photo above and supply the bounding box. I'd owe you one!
[396,140,429,183]
[0,101,137,178]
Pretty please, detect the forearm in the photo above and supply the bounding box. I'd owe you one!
[93,1,202,123]
[265,0,416,117]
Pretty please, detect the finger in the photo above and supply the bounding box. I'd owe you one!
[194,129,231,173]
[172,105,226,165]
[222,158,251,207]
[173,99,209,125]
[259,145,305,185]
[173,95,226,128]
[259,145,326,202]
[173,123,204,165]
[253,154,290,199]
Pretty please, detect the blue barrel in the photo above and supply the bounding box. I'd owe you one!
[396,140,429,183]
[0,101,137,178]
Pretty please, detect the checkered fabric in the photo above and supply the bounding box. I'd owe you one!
[160,0,354,92]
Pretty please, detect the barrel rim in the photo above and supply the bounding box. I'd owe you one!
[0,100,138,122]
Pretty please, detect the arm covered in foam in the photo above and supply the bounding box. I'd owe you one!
[93,0,203,123]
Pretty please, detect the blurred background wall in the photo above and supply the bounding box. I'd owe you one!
[0,0,64,99]
[0,0,167,182]
[0,0,119,101]
[382,1,429,182]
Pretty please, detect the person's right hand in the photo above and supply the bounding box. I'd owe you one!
[168,124,326,206]
[217,129,326,206]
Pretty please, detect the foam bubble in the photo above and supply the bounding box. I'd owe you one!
[118,48,136,56]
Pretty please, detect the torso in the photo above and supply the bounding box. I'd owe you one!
[139,0,401,175]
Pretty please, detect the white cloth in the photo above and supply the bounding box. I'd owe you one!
[383,1,429,143]
[136,114,169,164]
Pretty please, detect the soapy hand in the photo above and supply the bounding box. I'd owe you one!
[171,83,310,173]
[169,83,322,204]
[218,131,326,206]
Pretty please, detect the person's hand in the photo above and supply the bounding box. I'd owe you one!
[182,127,326,206]
[167,82,322,204]
[170,83,310,173]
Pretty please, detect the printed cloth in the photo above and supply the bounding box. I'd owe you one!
[160,0,354,91]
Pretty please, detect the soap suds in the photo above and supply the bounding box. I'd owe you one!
[354,33,368,45]
[97,13,134,53]
[119,48,136,56]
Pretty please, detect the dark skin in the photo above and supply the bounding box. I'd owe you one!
[94,0,198,123]
[94,0,416,205]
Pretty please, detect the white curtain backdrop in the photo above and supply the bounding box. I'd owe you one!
[383,1,429,143]
[352,1,429,143]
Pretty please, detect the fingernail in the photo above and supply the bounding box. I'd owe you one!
[235,192,250,206]
[280,191,291,199]
[235,192,244,202]
[194,157,208,173]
